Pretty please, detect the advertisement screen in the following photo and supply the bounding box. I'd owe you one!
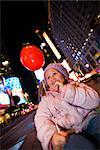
[0,92,10,105]
[5,77,27,105]
[34,68,44,83]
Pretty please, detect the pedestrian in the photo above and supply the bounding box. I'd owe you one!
[34,63,100,150]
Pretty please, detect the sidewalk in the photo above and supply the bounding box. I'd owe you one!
[8,130,43,150]
[0,110,36,136]
[20,131,42,150]
[0,111,37,149]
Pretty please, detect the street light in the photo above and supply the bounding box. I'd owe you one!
[2,60,9,66]
[43,32,61,60]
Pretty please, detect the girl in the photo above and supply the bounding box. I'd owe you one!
[35,63,100,150]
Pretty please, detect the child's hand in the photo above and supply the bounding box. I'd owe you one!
[51,129,74,150]
[60,129,75,137]
[54,81,64,93]
[59,130,69,137]
[51,132,67,150]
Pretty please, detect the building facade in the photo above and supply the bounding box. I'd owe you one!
[48,1,100,74]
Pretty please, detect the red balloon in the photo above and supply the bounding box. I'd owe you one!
[20,45,45,71]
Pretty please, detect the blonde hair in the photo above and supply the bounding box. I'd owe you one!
[38,80,47,102]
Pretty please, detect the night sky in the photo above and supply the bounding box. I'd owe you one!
[1,1,48,102]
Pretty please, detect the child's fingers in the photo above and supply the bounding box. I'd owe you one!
[54,82,64,91]
[59,131,68,137]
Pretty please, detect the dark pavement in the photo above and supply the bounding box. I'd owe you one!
[0,110,42,150]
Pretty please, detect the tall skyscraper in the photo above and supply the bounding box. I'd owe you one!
[48,1,100,74]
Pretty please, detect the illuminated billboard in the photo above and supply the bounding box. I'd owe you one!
[5,77,27,105]
[0,92,10,105]
[34,68,44,83]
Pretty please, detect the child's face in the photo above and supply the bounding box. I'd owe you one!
[45,68,65,91]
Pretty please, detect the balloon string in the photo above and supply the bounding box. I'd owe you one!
[55,123,60,133]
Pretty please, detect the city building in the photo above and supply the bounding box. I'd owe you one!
[48,1,100,74]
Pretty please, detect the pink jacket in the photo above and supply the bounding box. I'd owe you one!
[34,82,100,150]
